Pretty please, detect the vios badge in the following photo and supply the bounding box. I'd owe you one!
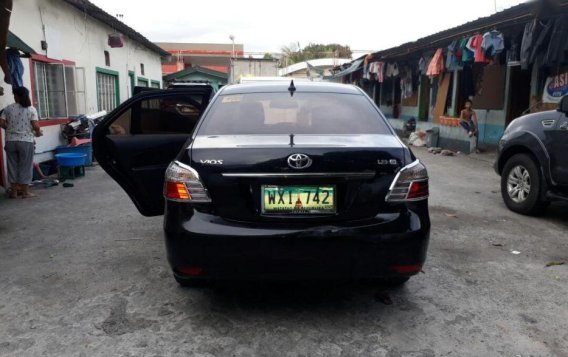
[287,154,312,169]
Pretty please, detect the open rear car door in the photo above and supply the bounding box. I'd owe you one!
[93,87,213,216]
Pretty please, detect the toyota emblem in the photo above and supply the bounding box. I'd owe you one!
[287,153,312,170]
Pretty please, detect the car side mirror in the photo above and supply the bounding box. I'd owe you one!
[559,95,568,114]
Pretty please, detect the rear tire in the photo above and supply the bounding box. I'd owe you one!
[501,154,549,215]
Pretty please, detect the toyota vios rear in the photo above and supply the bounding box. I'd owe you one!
[162,83,431,286]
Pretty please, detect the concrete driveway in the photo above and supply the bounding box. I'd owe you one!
[0,148,567,356]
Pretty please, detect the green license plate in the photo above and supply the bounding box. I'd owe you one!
[262,186,336,215]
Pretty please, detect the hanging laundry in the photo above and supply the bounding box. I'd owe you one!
[400,67,413,99]
[520,18,554,69]
[363,54,373,80]
[544,14,568,66]
[467,34,490,63]
[368,62,376,79]
[6,48,24,88]
[446,40,461,71]
[418,52,435,74]
[507,42,520,65]
[482,30,505,57]
[430,77,439,105]
[426,48,445,78]
[458,37,474,63]
[363,63,370,80]
[369,61,385,83]
[418,57,426,73]
[520,19,539,70]
[385,63,399,78]
[528,19,554,66]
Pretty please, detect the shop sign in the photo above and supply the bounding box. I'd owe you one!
[542,71,568,104]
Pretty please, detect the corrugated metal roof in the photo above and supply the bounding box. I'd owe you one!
[7,31,36,54]
[163,66,228,81]
[374,0,568,60]
[330,57,365,78]
[62,0,170,57]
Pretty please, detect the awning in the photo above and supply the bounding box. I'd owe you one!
[331,58,364,78]
[7,31,36,55]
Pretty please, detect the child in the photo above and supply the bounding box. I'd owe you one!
[459,100,478,138]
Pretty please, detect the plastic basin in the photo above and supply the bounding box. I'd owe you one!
[55,144,93,166]
[55,153,86,167]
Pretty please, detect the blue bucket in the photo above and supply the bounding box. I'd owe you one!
[55,153,86,167]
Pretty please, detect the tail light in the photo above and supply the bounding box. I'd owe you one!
[164,161,211,202]
[385,160,429,202]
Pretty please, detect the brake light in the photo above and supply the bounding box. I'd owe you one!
[165,182,190,200]
[385,160,429,202]
[164,161,211,202]
[391,264,422,274]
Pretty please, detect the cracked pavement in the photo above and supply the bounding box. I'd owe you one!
[0,148,567,356]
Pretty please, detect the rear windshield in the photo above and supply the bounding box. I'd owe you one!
[198,92,390,135]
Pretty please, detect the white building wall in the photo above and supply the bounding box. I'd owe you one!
[1,0,163,185]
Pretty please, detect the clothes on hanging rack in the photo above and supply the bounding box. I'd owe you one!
[528,19,554,66]
[446,40,461,71]
[467,34,490,63]
[363,54,373,80]
[385,63,399,78]
[369,61,385,83]
[457,37,474,64]
[507,42,521,65]
[6,48,24,88]
[521,19,539,69]
[426,48,445,78]
[400,67,413,100]
[481,30,505,57]
[544,14,568,66]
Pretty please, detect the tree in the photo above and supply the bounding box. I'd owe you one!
[263,53,274,60]
[279,43,352,67]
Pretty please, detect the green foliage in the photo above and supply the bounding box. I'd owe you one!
[280,43,352,67]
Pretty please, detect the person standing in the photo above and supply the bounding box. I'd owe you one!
[0,86,43,198]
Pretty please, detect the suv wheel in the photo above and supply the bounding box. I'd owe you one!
[501,154,548,215]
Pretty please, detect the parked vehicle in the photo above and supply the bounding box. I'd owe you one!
[93,82,431,286]
[495,96,568,215]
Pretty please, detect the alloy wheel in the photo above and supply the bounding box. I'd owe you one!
[507,165,531,203]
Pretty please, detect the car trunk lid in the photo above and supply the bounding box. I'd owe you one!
[187,134,406,223]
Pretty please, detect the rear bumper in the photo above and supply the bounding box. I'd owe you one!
[164,203,430,280]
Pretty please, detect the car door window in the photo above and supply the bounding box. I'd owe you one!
[109,95,205,136]
[110,108,131,135]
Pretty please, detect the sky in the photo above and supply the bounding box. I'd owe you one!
[91,0,529,57]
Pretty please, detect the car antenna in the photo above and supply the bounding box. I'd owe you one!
[289,133,295,147]
[288,80,296,97]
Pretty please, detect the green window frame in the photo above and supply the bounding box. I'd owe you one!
[137,77,149,87]
[151,80,161,89]
[96,67,120,112]
[128,71,135,96]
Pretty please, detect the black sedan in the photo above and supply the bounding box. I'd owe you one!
[93,81,431,286]
[495,95,568,215]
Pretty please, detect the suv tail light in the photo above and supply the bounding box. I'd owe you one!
[164,161,211,202]
[385,160,429,202]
